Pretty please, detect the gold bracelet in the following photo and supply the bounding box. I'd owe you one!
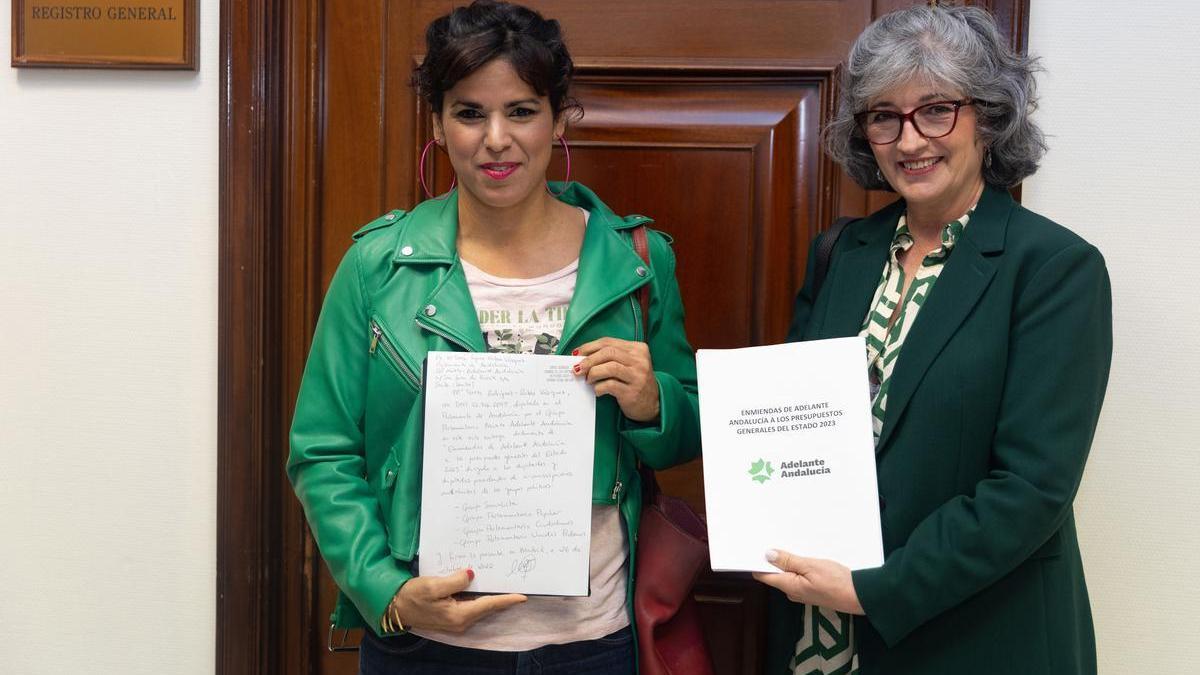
[381,600,406,634]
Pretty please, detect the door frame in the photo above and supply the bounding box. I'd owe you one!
[217,0,286,672]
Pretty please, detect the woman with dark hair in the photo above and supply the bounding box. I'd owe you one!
[287,2,699,673]
[755,5,1111,674]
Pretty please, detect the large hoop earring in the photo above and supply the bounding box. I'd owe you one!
[547,136,571,197]
[419,138,456,200]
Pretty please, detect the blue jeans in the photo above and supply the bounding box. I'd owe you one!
[358,626,635,675]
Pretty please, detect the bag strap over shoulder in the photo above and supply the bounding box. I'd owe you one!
[812,216,858,297]
[629,224,661,497]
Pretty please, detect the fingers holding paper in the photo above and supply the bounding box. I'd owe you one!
[752,549,865,616]
[572,338,660,423]
[385,568,528,634]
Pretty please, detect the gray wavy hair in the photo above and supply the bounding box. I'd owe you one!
[823,4,1046,190]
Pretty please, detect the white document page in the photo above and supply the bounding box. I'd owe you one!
[698,338,884,572]
[419,352,596,595]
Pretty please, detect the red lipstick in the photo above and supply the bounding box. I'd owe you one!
[480,162,518,180]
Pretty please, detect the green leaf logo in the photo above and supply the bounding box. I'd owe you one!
[748,458,773,484]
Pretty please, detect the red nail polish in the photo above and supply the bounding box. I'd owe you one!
[573,365,581,373]
[572,349,579,356]
[466,568,475,581]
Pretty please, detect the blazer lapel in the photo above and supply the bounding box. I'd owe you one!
[875,186,1012,451]
[816,201,900,339]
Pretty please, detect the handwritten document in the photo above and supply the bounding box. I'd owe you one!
[419,352,596,596]
[698,338,884,572]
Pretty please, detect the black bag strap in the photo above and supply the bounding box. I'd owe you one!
[812,216,857,297]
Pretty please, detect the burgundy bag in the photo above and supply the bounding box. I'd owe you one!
[629,226,715,675]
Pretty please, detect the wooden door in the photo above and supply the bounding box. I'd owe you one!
[217,1,1028,673]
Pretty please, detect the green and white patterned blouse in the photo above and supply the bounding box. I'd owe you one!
[861,208,972,444]
[789,208,972,675]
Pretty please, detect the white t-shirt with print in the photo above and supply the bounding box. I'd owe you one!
[411,210,630,651]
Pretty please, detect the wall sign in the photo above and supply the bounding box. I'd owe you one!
[12,1,197,69]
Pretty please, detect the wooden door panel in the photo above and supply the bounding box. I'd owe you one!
[411,1,872,66]
[568,145,756,347]
[321,1,390,284]
[570,78,824,348]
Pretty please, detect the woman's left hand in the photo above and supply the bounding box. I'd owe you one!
[572,337,660,422]
[753,549,865,615]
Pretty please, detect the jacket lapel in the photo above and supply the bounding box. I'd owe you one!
[390,194,487,353]
[816,201,901,339]
[875,186,1012,451]
[557,184,653,352]
[418,265,488,352]
[390,183,651,355]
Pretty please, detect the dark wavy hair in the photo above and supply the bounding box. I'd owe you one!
[412,0,581,120]
[823,4,1046,189]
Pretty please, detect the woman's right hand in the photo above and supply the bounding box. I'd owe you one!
[383,568,527,634]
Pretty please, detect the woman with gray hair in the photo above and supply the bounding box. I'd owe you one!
[754,5,1111,674]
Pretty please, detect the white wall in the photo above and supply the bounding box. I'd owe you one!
[0,4,218,674]
[1024,1,1200,672]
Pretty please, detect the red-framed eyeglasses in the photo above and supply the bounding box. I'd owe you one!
[854,99,975,145]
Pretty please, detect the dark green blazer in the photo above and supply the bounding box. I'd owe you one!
[770,185,1111,675]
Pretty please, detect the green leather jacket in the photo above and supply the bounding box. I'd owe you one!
[287,182,700,636]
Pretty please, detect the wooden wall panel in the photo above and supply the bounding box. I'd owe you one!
[382,16,419,211]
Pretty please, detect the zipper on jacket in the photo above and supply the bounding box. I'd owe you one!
[414,316,473,354]
[610,293,645,503]
[370,320,421,389]
[612,421,625,501]
[629,294,645,342]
